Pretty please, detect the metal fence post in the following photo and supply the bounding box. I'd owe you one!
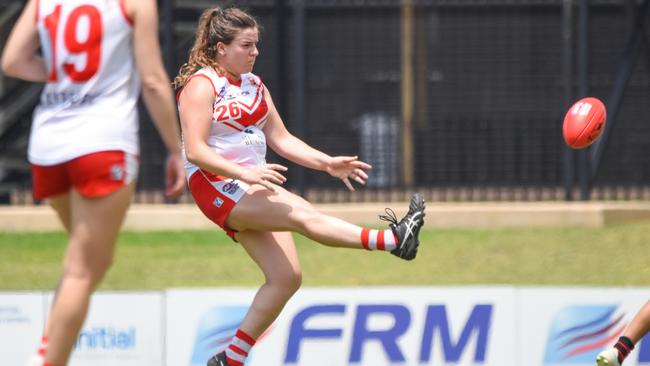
[162,0,175,76]
[577,0,590,200]
[292,1,306,196]
[401,0,415,187]
[590,0,650,182]
[562,0,575,201]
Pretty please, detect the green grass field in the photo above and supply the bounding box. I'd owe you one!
[1,222,649,290]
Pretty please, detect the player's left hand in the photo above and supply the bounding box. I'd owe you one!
[165,152,186,197]
[326,156,372,191]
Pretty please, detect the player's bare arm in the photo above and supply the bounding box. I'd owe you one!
[1,0,47,81]
[129,0,185,196]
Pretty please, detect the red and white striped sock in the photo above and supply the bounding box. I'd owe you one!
[37,336,48,358]
[360,228,399,251]
[225,329,256,366]
[33,336,60,366]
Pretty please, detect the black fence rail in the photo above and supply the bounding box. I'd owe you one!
[1,0,649,203]
[7,185,650,205]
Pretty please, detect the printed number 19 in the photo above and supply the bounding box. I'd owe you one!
[43,4,103,82]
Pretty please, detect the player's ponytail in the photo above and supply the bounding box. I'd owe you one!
[173,6,259,90]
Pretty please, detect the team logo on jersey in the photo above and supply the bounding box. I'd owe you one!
[213,86,228,106]
[110,164,125,181]
[212,197,224,208]
[222,181,240,195]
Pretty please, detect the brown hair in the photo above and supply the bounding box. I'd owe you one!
[173,6,259,89]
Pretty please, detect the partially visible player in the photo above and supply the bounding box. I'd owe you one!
[597,301,650,366]
[1,0,185,365]
[174,6,425,366]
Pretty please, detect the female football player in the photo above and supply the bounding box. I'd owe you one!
[175,6,426,366]
[2,0,185,364]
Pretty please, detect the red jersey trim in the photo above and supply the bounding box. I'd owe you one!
[119,0,134,26]
[234,80,267,127]
[238,83,263,111]
[236,99,268,128]
[225,73,242,87]
[176,74,217,102]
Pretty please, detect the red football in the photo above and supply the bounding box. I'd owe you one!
[563,97,607,149]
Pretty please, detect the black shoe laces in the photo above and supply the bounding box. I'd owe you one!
[379,208,399,226]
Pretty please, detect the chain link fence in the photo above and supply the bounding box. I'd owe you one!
[2,0,650,203]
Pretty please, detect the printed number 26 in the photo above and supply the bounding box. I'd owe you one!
[44,4,102,82]
[216,102,242,121]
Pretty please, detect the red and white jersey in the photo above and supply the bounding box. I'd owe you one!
[180,67,270,179]
[29,0,140,165]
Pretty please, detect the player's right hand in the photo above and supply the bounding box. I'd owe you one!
[165,152,186,197]
[239,163,288,191]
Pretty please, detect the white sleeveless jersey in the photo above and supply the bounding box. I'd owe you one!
[29,0,140,165]
[180,68,270,179]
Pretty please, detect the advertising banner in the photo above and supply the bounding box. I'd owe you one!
[45,292,164,366]
[2,287,648,365]
[0,292,46,366]
[518,288,650,366]
[166,287,517,366]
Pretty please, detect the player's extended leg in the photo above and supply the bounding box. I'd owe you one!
[597,301,650,366]
[227,185,425,260]
[207,230,301,366]
[43,182,135,365]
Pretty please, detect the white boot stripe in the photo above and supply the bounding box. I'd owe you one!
[226,348,247,363]
[231,337,252,353]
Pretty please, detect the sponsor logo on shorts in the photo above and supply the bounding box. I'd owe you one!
[213,197,224,208]
[110,165,125,181]
[222,181,240,195]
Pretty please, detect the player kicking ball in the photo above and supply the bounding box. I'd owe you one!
[175,6,426,366]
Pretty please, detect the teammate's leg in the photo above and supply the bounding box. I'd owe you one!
[48,193,71,233]
[227,185,425,259]
[43,181,135,365]
[207,230,301,366]
[27,193,71,364]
